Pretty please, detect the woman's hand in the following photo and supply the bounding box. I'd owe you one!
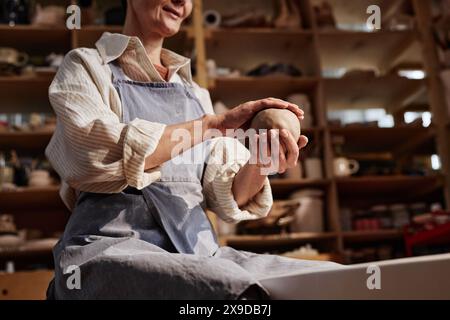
[232,129,309,207]
[252,129,308,174]
[208,97,304,134]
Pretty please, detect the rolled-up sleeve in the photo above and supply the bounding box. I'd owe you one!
[202,137,273,223]
[45,50,166,194]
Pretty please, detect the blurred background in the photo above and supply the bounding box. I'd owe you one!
[0,0,449,299]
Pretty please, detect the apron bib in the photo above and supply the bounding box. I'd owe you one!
[109,62,218,256]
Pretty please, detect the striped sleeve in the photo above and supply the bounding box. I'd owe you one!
[45,49,166,195]
[202,137,273,223]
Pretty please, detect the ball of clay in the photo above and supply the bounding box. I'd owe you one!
[250,109,301,142]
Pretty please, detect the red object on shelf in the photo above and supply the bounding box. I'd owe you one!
[404,215,450,256]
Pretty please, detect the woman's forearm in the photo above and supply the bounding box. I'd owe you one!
[144,114,215,170]
[232,162,267,207]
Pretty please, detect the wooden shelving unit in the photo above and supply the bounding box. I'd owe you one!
[0,131,53,152]
[342,229,404,243]
[220,232,337,253]
[0,186,64,211]
[192,0,450,261]
[324,75,425,110]
[1,0,449,266]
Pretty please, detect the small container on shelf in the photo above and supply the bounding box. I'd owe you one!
[389,203,410,229]
[340,207,352,231]
[371,204,392,229]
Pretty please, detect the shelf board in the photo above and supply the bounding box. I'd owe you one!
[324,74,425,111]
[0,186,64,211]
[336,175,444,200]
[0,75,54,113]
[329,126,436,154]
[206,29,317,77]
[270,178,330,198]
[311,0,410,25]
[0,239,57,260]
[318,30,421,72]
[0,24,71,54]
[205,27,313,37]
[208,76,319,107]
[220,232,337,248]
[0,131,53,151]
[343,229,403,243]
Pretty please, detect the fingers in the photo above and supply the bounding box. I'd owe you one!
[249,129,307,175]
[258,131,271,166]
[249,98,304,119]
[298,135,309,149]
[280,129,300,167]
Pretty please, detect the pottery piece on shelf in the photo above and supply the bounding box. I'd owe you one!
[274,0,302,29]
[32,4,66,27]
[289,189,324,233]
[314,1,336,29]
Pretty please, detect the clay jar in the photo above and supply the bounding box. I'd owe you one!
[250,108,301,142]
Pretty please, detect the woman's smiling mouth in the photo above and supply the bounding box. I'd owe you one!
[163,5,182,19]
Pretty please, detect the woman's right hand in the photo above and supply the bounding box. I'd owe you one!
[208,97,304,134]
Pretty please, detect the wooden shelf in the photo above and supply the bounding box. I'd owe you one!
[310,0,410,26]
[205,28,317,77]
[270,178,330,198]
[329,126,436,154]
[209,76,319,107]
[0,75,53,113]
[0,24,71,54]
[324,74,425,111]
[205,27,313,37]
[343,229,403,243]
[220,232,337,248]
[318,30,421,72]
[336,175,444,200]
[0,239,57,260]
[0,186,64,211]
[0,131,53,151]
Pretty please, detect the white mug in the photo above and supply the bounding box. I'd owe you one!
[333,157,359,177]
[304,158,323,180]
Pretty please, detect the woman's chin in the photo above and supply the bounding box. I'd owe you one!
[159,22,183,37]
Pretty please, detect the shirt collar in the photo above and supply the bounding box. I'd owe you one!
[95,32,193,84]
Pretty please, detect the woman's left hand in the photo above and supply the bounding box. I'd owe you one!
[232,130,308,207]
[251,129,308,175]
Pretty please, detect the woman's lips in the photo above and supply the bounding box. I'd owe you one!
[163,6,182,19]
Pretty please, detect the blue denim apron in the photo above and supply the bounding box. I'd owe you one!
[48,62,341,300]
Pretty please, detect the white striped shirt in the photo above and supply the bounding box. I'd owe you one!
[45,32,273,222]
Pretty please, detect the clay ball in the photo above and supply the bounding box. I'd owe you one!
[250,109,301,142]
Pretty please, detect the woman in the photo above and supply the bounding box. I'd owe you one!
[46,0,339,299]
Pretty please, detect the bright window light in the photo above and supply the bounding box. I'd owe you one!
[378,114,394,128]
[398,70,426,79]
[431,154,441,170]
[322,68,347,78]
[337,23,372,32]
[404,111,432,127]
[328,108,394,127]
[404,112,420,123]
[422,112,432,127]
